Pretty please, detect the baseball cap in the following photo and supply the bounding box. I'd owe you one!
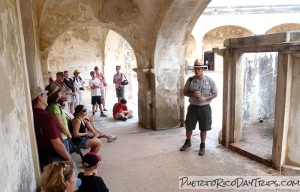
[82,152,102,168]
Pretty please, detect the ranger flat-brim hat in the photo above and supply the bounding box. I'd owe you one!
[194,59,206,68]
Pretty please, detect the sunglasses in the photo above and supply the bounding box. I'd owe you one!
[81,109,87,112]
[58,161,69,171]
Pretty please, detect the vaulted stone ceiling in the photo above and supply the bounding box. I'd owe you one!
[32,0,211,71]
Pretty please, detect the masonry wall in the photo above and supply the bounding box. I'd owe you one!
[0,0,38,191]
[241,53,277,123]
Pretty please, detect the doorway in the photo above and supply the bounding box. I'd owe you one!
[204,51,214,71]
[230,52,278,166]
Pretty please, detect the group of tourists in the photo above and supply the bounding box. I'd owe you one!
[30,64,139,191]
[29,58,219,191]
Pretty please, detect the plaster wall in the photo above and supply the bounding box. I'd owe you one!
[48,26,108,80]
[0,0,38,191]
[241,53,277,123]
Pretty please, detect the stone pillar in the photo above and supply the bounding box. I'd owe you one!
[133,68,155,129]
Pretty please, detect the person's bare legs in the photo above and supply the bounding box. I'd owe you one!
[68,102,74,114]
[85,117,117,142]
[200,131,206,143]
[115,112,125,119]
[86,138,102,153]
[125,110,133,118]
[92,104,97,115]
[186,130,193,139]
[102,98,106,110]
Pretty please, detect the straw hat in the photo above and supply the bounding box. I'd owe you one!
[30,87,48,100]
[73,69,81,74]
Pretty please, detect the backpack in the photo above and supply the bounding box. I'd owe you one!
[188,76,194,84]
[68,119,73,134]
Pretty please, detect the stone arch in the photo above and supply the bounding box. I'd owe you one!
[43,24,144,78]
[104,30,137,100]
[47,25,138,100]
[38,1,147,77]
[265,23,300,34]
[203,25,253,71]
[185,34,197,66]
[153,0,211,129]
[203,25,253,53]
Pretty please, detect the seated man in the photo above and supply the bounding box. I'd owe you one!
[31,87,72,170]
[78,152,109,192]
[113,98,133,121]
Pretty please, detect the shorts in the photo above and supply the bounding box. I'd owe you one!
[67,94,76,103]
[100,87,106,98]
[91,96,102,105]
[185,104,212,131]
[79,136,89,147]
[116,87,125,98]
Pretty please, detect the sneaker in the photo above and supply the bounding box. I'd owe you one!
[122,117,127,121]
[100,113,107,117]
[180,139,191,151]
[128,115,133,119]
[198,143,205,156]
[107,135,118,143]
[103,108,108,111]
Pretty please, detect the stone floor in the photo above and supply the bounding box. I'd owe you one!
[70,71,292,192]
[231,121,274,166]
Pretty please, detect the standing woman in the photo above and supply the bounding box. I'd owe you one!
[113,65,125,103]
[73,69,85,107]
[45,84,72,152]
[41,161,81,192]
[72,105,102,154]
[94,66,107,111]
